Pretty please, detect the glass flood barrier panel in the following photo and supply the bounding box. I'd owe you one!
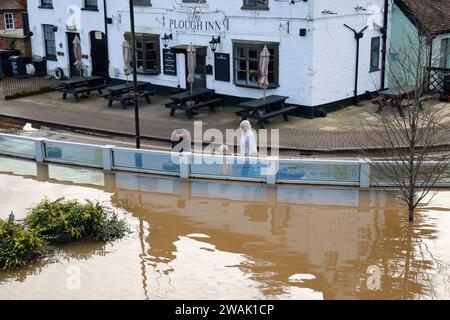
[112,148,180,175]
[370,163,450,187]
[0,135,35,158]
[277,160,361,185]
[44,141,103,167]
[190,154,267,181]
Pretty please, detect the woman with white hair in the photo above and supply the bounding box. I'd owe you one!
[239,120,258,157]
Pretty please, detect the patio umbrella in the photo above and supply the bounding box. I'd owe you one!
[122,39,132,84]
[187,43,196,93]
[259,45,270,100]
[72,35,83,78]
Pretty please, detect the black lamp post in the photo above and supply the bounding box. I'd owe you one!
[209,36,221,53]
[162,33,172,48]
[128,0,140,149]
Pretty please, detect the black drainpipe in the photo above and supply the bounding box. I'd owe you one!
[380,0,389,90]
[344,24,369,104]
[103,0,110,81]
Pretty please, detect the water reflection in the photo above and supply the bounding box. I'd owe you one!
[0,156,449,299]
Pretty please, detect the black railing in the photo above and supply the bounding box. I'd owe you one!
[1,73,61,100]
[427,67,450,93]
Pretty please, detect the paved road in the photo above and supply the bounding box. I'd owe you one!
[1,92,449,153]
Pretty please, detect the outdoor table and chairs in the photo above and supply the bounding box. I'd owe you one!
[165,88,222,119]
[376,85,422,117]
[103,81,155,109]
[236,95,296,129]
[58,76,106,102]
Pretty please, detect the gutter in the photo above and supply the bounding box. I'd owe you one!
[380,0,389,90]
[103,0,110,80]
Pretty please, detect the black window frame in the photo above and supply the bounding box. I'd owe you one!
[233,41,279,89]
[134,0,152,6]
[242,0,269,10]
[39,0,53,9]
[43,24,57,61]
[370,36,381,72]
[440,38,450,69]
[83,0,99,11]
[125,33,161,75]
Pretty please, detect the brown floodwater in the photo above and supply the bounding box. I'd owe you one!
[0,156,450,300]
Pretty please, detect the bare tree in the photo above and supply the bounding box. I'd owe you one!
[361,33,450,222]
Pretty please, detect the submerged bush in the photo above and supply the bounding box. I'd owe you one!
[25,198,129,243]
[0,198,130,269]
[0,213,46,269]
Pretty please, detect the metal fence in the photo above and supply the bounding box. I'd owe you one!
[0,132,448,188]
[1,75,60,100]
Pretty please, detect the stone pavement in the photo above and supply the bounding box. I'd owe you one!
[1,90,449,152]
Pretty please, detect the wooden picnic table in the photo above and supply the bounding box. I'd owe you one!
[237,95,296,129]
[165,88,222,119]
[104,81,155,109]
[377,85,418,117]
[59,76,106,102]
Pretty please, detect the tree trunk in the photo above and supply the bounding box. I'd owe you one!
[408,206,414,222]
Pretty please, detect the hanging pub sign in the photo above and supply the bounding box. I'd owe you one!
[214,53,230,82]
[163,49,177,76]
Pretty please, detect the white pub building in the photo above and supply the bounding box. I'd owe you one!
[28,0,390,117]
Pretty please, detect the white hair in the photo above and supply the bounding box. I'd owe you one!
[240,120,252,132]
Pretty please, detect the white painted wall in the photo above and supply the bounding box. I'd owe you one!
[28,0,106,77]
[27,0,389,108]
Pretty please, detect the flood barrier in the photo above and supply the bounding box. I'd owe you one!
[0,133,448,188]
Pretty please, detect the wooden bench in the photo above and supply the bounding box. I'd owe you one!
[58,76,105,102]
[62,84,107,102]
[104,82,154,109]
[374,93,433,115]
[166,98,222,119]
[237,95,293,129]
[165,89,221,118]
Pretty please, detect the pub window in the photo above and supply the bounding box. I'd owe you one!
[43,24,56,61]
[39,0,53,8]
[84,0,98,10]
[370,36,381,72]
[233,42,278,88]
[125,33,161,75]
[134,0,151,5]
[242,0,269,10]
[4,13,14,30]
[440,38,450,69]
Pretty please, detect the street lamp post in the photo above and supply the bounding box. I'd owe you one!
[129,0,141,149]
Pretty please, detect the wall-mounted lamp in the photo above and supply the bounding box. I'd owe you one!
[209,36,221,53]
[162,33,172,48]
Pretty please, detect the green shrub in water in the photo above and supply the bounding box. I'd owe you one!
[25,198,129,243]
[0,213,46,269]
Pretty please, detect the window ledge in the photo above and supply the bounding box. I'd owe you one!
[234,83,279,89]
[38,6,54,9]
[137,71,161,76]
[81,7,99,12]
[241,6,270,11]
[370,68,381,73]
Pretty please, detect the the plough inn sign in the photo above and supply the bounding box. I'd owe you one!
[166,10,229,32]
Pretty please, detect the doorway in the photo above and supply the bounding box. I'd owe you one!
[90,31,108,77]
[67,32,80,78]
[188,47,207,90]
